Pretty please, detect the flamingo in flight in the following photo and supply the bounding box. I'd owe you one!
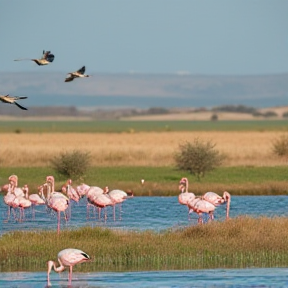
[202,191,231,220]
[47,248,90,286]
[0,94,28,110]
[65,66,90,82]
[14,50,55,66]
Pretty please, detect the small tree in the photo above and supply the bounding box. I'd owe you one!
[272,135,288,157]
[50,150,91,180]
[174,138,224,180]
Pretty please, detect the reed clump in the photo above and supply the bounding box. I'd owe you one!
[1,217,288,272]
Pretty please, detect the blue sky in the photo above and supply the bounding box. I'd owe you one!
[2,0,288,75]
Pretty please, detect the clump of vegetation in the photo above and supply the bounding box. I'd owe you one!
[282,111,288,118]
[50,150,91,179]
[174,138,225,180]
[272,134,288,157]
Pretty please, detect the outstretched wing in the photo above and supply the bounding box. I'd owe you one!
[14,101,28,110]
[14,96,28,100]
[65,74,74,82]
[77,66,85,74]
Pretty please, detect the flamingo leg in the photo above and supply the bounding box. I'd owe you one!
[57,211,61,234]
[68,265,73,285]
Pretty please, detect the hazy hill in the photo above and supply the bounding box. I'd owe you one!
[0,72,287,110]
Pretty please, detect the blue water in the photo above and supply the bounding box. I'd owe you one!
[1,195,288,287]
[1,195,288,235]
[1,268,288,287]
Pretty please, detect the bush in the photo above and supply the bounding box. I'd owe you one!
[174,138,225,181]
[50,150,91,179]
[282,111,288,118]
[272,135,288,157]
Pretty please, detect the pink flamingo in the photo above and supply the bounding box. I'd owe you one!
[178,177,196,219]
[107,188,133,220]
[79,184,104,218]
[28,186,45,219]
[47,248,90,286]
[202,191,231,220]
[178,177,196,205]
[91,186,115,220]
[61,179,80,202]
[187,197,216,224]
[8,175,24,197]
[42,176,70,234]
[16,184,32,222]
[3,182,19,221]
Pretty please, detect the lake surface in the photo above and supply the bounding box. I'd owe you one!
[1,195,288,235]
[1,268,288,288]
[1,195,288,287]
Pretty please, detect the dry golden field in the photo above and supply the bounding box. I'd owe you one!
[0,131,286,167]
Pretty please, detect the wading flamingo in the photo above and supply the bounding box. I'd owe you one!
[16,184,32,222]
[3,182,19,221]
[28,186,45,219]
[107,188,134,220]
[187,197,216,224]
[47,248,90,286]
[41,176,69,234]
[178,177,196,219]
[14,50,55,66]
[202,191,231,220]
[64,66,90,82]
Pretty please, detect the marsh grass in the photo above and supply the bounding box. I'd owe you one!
[1,217,288,272]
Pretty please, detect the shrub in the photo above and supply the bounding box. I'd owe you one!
[174,138,225,181]
[282,111,288,118]
[272,135,288,157]
[50,150,91,179]
[210,113,218,121]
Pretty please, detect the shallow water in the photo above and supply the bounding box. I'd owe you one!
[1,195,288,235]
[1,268,288,288]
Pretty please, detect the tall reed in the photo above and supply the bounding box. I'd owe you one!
[1,217,288,272]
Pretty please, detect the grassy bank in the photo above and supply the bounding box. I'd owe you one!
[1,119,288,133]
[1,217,288,272]
[0,166,288,196]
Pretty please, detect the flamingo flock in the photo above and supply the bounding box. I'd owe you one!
[178,177,231,224]
[1,174,134,234]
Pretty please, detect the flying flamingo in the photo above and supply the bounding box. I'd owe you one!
[202,191,231,220]
[41,176,70,234]
[64,66,90,82]
[47,248,90,286]
[187,197,216,224]
[0,94,28,110]
[28,185,45,219]
[14,50,55,66]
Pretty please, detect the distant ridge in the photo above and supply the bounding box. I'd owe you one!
[0,72,287,108]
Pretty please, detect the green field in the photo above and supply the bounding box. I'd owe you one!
[1,119,288,133]
[1,166,288,196]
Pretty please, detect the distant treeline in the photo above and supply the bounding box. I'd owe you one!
[0,104,287,119]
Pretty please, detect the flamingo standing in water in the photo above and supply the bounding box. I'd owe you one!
[76,184,104,218]
[178,177,196,207]
[3,182,19,221]
[28,186,45,219]
[187,197,216,224]
[47,248,90,286]
[41,176,69,234]
[202,191,231,220]
[107,188,133,220]
[16,184,32,222]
